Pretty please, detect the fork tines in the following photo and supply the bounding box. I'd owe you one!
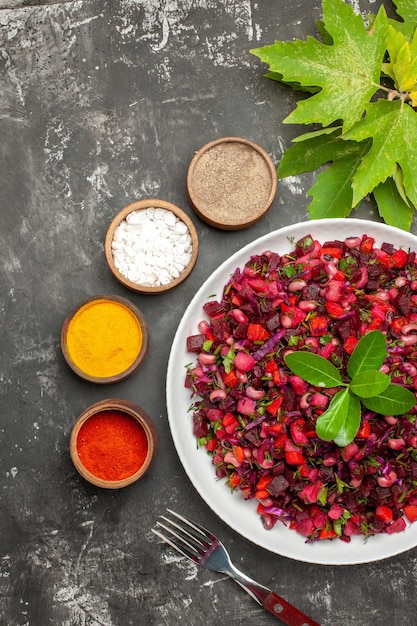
[152,509,215,564]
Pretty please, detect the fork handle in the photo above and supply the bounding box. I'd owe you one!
[229,568,321,626]
[263,590,321,626]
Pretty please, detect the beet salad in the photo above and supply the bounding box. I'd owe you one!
[185,234,417,542]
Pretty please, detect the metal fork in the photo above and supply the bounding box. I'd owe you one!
[152,509,321,626]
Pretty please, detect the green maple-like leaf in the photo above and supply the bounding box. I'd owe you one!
[277,128,354,177]
[264,71,320,94]
[383,25,417,103]
[344,99,417,207]
[307,159,354,219]
[373,176,414,232]
[393,0,417,38]
[394,0,417,22]
[277,129,372,219]
[251,0,388,131]
[307,141,372,219]
[250,0,417,230]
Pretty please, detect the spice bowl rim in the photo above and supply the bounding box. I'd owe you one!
[61,294,149,384]
[70,398,158,489]
[186,135,278,231]
[105,198,199,294]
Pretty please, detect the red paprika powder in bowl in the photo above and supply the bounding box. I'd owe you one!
[70,399,158,489]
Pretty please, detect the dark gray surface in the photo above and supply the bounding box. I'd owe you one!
[1,1,416,625]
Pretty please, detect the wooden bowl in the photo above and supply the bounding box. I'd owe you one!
[70,399,158,489]
[187,136,277,230]
[105,199,199,294]
[61,294,149,384]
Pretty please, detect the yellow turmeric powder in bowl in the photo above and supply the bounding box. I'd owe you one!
[61,295,149,383]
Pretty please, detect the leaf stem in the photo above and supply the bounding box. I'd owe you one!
[374,82,411,104]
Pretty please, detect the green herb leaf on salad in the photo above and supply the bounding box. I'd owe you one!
[285,329,415,446]
[349,370,390,398]
[222,345,236,374]
[361,383,416,415]
[346,329,387,378]
[284,351,344,388]
[333,394,362,447]
[315,388,353,442]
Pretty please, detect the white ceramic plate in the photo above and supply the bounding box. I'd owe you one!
[166,218,417,565]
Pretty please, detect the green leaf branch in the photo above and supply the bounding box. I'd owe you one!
[284,330,415,447]
[250,0,417,231]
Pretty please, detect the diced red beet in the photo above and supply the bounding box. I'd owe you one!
[381,242,395,254]
[237,396,256,415]
[299,481,324,504]
[265,312,281,331]
[206,408,224,421]
[267,474,290,496]
[203,300,225,319]
[296,517,316,537]
[386,517,407,534]
[334,316,360,341]
[211,318,231,341]
[266,252,281,272]
[186,334,206,352]
[395,292,413,316]
[233,322,249,339]
[302,282,321,300]
[281,387,298,412]
[192,415,208,438]
[295,234,315,256]
[323,239,345,250]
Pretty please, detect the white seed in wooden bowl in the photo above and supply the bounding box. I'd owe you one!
[111,207,193,287]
